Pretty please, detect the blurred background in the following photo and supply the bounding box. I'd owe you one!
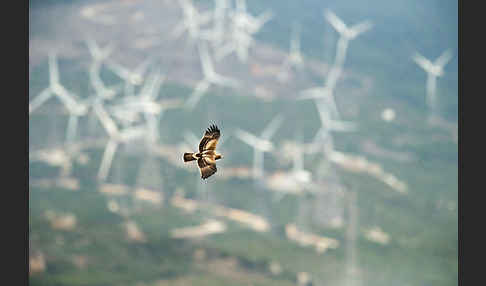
[29,0,458,285]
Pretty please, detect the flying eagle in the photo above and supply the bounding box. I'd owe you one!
[183,124,223,179]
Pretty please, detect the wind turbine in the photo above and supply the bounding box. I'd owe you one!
[295,10,372,110]
[412,49,453,119]
[231,0,273,34]
[172,0,212,42]
[29,52,79,114]
[118,69,166,143]
[278,22,304,82]
[307,102,356,155]
[265,133,317,202]
[200,0,230,48]
[29,51,89,142]
[85,38,120,100]
[234,114,284,179]
[214,0,273,62]
[324,9,373,69]
[185,42,240,110]
[214,29,254,62]
[93,101,147,181]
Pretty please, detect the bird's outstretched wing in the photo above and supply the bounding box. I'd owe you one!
[197,157,217,179]
[199,124,221,152]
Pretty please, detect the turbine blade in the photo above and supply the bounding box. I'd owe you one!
[29,88,53,114]
[121,126,146,141]
[350,20,373,36]
[135,58,152,78]
[261,114,284,140]
[148,74,165,101]
[185,80,211,110]
[48,51,60,84]
[328,120,357,132]
[106,60,132,80]
[54,85,79,110]
[212,73,240,88]
[234,129,260,146]
[93,103,119,137]
[253,11,274,31]
[215,42,236,61]
[324,9,347,34]
[312,127,328,144]
[297,87,331,100]
[412,52,432,72]
[435,49,453,68]
[139,70,162,99]
[172,22,187,38]
[85,38,114,61]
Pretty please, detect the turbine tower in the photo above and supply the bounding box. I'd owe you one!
[412,49,453,121]
[234,114,284,179]
[116,69,166,143]
[185,42,240,110]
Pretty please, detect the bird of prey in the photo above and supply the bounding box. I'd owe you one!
[183,124,223,179]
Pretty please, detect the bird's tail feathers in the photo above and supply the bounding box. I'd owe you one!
[183,152,196,162]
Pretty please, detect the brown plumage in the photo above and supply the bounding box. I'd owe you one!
[183,124,223,179]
